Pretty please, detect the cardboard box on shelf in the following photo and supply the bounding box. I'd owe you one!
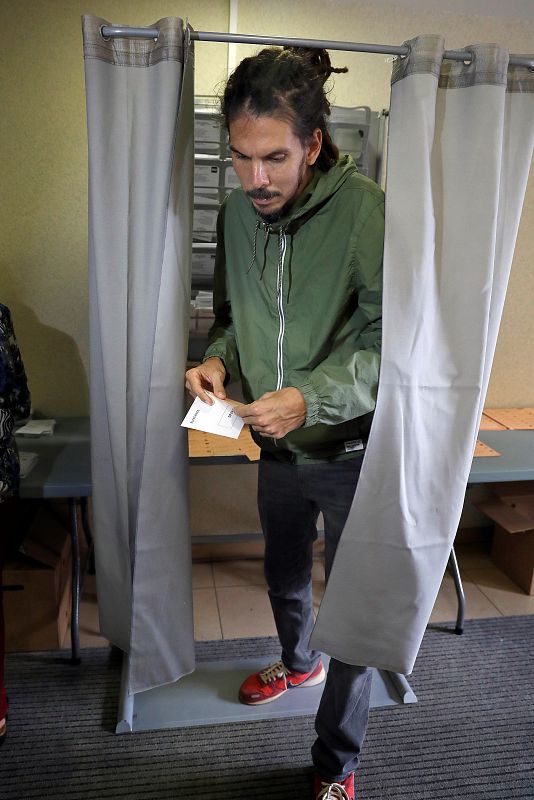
[476,481,534,595]
[3,504,73,651]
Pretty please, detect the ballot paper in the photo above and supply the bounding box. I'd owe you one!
[181,392,244,439]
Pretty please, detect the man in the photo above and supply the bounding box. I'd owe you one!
[186,46,384,800]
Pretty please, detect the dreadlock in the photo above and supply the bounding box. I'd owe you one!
[221,47,348,172]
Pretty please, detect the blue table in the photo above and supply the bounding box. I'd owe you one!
[470,430,534,483]
[16,418,92,664]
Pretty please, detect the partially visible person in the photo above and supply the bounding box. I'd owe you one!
[0,303,31,745]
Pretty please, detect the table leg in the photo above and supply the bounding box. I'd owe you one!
[69,498,81,665]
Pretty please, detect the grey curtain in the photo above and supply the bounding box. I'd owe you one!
[312,35,534,675]
[82,16,195,693]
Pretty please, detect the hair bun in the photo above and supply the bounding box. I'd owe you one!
[283,46,349,83]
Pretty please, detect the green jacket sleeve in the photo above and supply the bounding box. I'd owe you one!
[293,199,384,427]
[202,202,242,383]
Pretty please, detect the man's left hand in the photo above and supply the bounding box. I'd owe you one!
[236,388,307,440]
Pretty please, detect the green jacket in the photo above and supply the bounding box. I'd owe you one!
[203,155,384,463]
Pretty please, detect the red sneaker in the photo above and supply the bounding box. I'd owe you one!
[314,772,355,800]
[238,659,325,705]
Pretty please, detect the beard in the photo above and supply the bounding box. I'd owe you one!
[255,198,294,224]
[247,156,309,224]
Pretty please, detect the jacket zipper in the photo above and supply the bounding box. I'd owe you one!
[276,233,287,391]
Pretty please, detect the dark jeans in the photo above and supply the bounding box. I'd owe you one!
[258,453,372,782]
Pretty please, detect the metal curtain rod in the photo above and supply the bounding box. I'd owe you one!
[99,26,534,69]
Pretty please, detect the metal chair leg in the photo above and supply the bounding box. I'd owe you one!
[448,546,465,635]
[80,496,95,573]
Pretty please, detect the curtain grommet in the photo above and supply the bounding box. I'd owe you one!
[100,25,111,42]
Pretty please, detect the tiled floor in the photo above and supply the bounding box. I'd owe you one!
[67,541,534,650]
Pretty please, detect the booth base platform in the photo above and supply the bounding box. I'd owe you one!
[116,655,417,734]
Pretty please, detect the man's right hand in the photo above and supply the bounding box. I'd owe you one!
[185,357,227,405]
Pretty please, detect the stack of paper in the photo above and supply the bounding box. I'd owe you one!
[16,419,56,436]
[191,290,213,310]
[483,408,534,430]
[188,428,261,461]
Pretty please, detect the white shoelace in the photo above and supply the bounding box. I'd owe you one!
[259,660,288,685]
[317,782,350,800]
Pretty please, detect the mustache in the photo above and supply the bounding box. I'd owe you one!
[247,189,281,200]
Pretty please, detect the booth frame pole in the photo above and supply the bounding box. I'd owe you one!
[99,26,534,70]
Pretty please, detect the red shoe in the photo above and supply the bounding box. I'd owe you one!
[314,772,355,800]
[238,658,325,705]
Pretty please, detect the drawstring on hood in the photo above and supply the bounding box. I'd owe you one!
[247,218,271,278]
[248,219,261,273]
[248,218,288,289]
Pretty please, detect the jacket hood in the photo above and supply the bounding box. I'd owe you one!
[262,154,360,233]
[246,155,360,276]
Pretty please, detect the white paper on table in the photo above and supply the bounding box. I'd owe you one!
[16,419,56,436]
[181,392,244,439]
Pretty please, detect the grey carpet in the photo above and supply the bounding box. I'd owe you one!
[2,616,534,799]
